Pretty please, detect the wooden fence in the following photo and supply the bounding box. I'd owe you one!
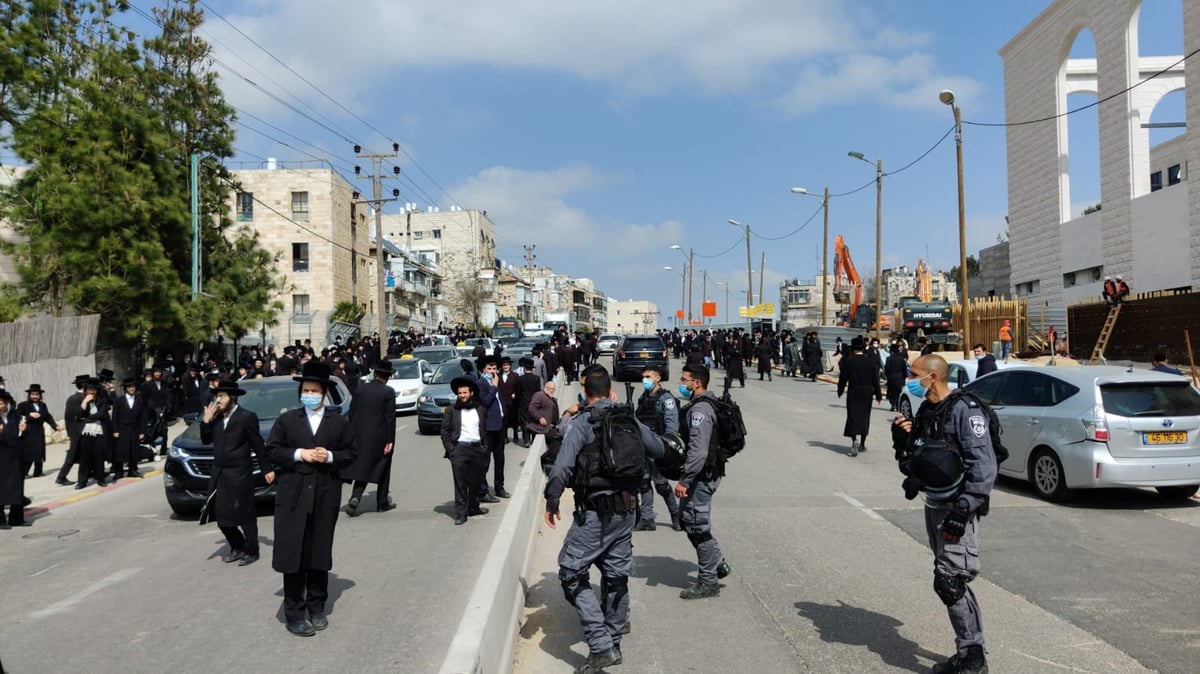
[951,296,1031,353]
[1068,289,1200,364]
[0,315,100,420]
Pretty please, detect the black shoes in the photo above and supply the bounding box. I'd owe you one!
[495,488,511,499]
[679,581,720,600]
[468,507,490,516]
[576,646,622,674]
[55,479,71,486]
[286,620,316,637]
[931,645,988,674]
[850,439,860,457]
[344,496,361,517]
[671,514,684,531]
[717,559,732,579]
[633,520,656,532]
[126,472,142,479]
[238,553,259,566]
[454,516,468,525]
[222,549,245,563]
[309,612,328,631]
[480,494,501,504]
[378,499,397,513]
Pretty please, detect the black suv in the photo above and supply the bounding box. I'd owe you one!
[612,335,669,383]
[162,375,352,517]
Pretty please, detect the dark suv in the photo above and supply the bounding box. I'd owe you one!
[162,375,352,517]
[612,335,669,383]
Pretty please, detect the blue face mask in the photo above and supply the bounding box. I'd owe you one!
[906,375,930,399]
[578,392,586,406]
[677,384,693,398]
[642,378,654,391]
[300,393,323,410]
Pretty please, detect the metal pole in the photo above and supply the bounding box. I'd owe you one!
[875,159,883,342]
[373,157,386,359]
[955,105,971,359]
[744,224,753,309]
[680,268,686,327]
[724,283,729,323]
[758,251,765,311]
[190,153,199,299]
[687,247,694,324]
[821,186,829,326]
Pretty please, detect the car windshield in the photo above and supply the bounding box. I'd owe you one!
[413,347,455,362]
[601,335,619,342]
[178,381,307,441]
[392,359,424,379]
[430,361,469,384]
[1100,382,1200,417]
[623,338,664,351]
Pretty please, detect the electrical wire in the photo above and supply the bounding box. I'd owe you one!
[751,202,824,242]
[882,126,955,177]
[693,236,746,259]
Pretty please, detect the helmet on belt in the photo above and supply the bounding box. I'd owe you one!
[910,439,965,500]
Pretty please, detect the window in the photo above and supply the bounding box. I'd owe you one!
[964,372,1004,404]
[1168,164,1182,186]
[1063,272,1076,287]
[236,192,254,221]
[413,231,424,240]
[291,191,309,220]
[1151,171,1163,192]
[292,243,309,272]
[292,294,310,315]
[996,371,1051,407]
[432,229,441,239]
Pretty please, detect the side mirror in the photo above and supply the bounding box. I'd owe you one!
[422,374,433,385]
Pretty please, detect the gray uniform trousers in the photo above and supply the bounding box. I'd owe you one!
[558,508,635,654]
[680,477,723,584]
[639,458,679,522]
[924,500,984,655]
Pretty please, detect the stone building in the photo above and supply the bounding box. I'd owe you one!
[880,265,959,310]
[607,299,658,334]
[1001,0,1195,331]
[778,275,837,327]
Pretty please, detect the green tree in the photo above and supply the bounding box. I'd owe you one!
[948,255,980,281]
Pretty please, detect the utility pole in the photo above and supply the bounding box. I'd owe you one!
[190,153,200,299]
[758,251,766,311]
[687,246,694,324]
[524,244,536,273]
[821,186,830,326]
[354,143,401,360]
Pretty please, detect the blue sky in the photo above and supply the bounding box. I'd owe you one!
[134,1,1188,328]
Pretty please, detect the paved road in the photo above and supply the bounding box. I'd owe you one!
[515,362,1200,673]
[1,418,527,673]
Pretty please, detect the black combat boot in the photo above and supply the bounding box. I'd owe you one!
[931,645,987,674]
[679,581,720,600]
[576,646,622,673]
[670,513,683,531]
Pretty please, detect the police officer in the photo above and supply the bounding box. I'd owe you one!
[891,354,996,674]
[544,366,664,674]
[675,363,731,600]
[634,366,682,532]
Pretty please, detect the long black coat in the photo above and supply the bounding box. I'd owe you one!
[884,354,909,405]
[803,340,823,375]
[181,374,207,415]
[726,343,745,380]
[343,379,396,484]
[755,339,775,374]
[514,373,542,426]
[110,393,149,463]
[496,370,518,425]
[201,406,266,527]
[0,411,22,505]
[837,352,882,437]
[15,400,56,464]
[265,407,355,574]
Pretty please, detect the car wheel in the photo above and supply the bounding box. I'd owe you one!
[1155,485,1199,501]
[417,424,434,435]
[899,396,912,419]
[1029,449,1071,502]
[170,503,199,518]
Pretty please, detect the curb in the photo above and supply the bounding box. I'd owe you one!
[26,469,163,520]
[438,426,552,674]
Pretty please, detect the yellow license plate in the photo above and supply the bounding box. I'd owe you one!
[640,351,649,357]
[1145,431,1187,445]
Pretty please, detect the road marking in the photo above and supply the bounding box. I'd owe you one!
[29,562,60,578]
[32,469,164,514]
[397,424,409,432]
[31,567,142,619]
[833,491,883,521]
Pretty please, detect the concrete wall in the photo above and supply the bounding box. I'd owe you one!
[1132,182,1192,292]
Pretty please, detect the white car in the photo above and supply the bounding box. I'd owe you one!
[361,358,433,413]
[898,358,1025,418]
[597,334,622,355]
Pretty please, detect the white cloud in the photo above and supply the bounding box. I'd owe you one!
[776,52,985,115]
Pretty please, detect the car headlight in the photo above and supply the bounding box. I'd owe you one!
[418,394,430,403]
[167,444,189,460]
[401,388,418,396]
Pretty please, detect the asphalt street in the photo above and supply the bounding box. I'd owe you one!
[0,418,524,673]
[515,360,1200,673]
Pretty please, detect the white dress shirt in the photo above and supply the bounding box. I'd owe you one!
[458,408,482,444]
[293,405,334,463]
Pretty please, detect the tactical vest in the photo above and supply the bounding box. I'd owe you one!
[910,397,966,500]
[680,397,724,478]
[635,389,667,435]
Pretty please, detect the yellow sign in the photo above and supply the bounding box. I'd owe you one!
[738,307,748,317]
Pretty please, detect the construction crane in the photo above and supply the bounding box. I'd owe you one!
[833,234,864,323]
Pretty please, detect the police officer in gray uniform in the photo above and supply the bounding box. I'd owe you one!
[634,365,682,532]
[892,354,997,674]
[545,365,664,673]
[675,363,732,600]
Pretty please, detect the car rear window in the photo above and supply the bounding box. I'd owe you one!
[623,338,664,351]
[1101,382,1200,417]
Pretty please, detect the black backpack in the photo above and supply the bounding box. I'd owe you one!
[691,392,748,462]
[573,404,645,492]
[939,391,1009,465]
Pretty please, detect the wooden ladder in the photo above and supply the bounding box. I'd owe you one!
[1088,304,1122,364]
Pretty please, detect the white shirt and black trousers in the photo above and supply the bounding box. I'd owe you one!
[201,405,266,558]
[440,402,488,522]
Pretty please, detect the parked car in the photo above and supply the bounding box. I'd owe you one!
[961,365,1200,502]
[898,358,1025,418]
[503,337,542,364]
[612,335,669,383]
[360,358,433,413]
[597,334,622,355]
[416,360,474,434]
[411,345,458,365]
[162,375,352,516]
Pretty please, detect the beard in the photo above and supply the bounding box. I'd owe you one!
[453,398,476,410]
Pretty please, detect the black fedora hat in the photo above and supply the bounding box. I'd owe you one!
[82,377,101,389]
[850,336,866,350]
[99,368,115,381]
[120,377,138,388]
[25,383,45,393]
[450,376,479,397]
[293,361,333,386]
[213,380,246,396]
[205,371,222,381]
[373,360,395,375]
[73,374,91,386]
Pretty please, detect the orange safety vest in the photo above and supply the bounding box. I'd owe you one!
[999,326,1012,342]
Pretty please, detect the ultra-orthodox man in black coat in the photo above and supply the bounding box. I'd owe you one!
[342,361,397,514]
[16,384,56,476]
[110,378,150,477]
[837,338,882,440]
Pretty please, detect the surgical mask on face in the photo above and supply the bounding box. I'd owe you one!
[300,393,323,410]
[906,374,931,399]
[677,384,693,398]
[975,353,985,361]
[642,378,654,391]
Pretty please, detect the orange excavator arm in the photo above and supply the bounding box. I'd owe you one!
[833,234,864,321]
[915,258,932,302]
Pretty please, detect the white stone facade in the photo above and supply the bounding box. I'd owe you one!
[1001,0,1195,317]
[608,300,658,334]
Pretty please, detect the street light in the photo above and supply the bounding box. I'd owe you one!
[664,265,686,328]
[714,281,730,323]
[941,89,971,358]
[791,186,831,326]
[848,151,884,341]
[670,244,695,323]
[728,219,753,310]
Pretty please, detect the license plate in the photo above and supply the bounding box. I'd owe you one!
[640,351,649,357]
[1145,431,1187,445]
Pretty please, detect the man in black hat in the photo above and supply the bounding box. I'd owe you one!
[265,361,355,637]
[182,363,207,416]
[440,376,489,525]
[514,357,542,447]
[475,356,507,500]
[203,371,222,407]
[0,390,30,528]
[111,378,149,479]
[342,360,397,517]
[75,378,111,489]
[496,356,519,446]
[202,380,272,566]
[837,336,882,457]
[55,374,90,486]
[142,366,170,454]
[16,384,57,478]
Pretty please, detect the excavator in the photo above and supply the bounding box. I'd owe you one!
[894,257,956,346]
[833,235,891,330]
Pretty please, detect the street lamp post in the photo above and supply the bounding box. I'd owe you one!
[714,281,730,323]
[790,186,831,325]
[848,151,884,342]
[671,245,695,324]
[941,89,971,359]
[664,265,685,328]
[728,219,752,310]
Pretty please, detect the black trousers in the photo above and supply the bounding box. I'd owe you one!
[349,463,391,508]
[478,429,507,493]
[56,436,79,483]
[3,503,25,525]
[21,459,43,477]
[76,436,107,487]
[282,569,328,623]
[219,521,259,555]
[451,442,488,518]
